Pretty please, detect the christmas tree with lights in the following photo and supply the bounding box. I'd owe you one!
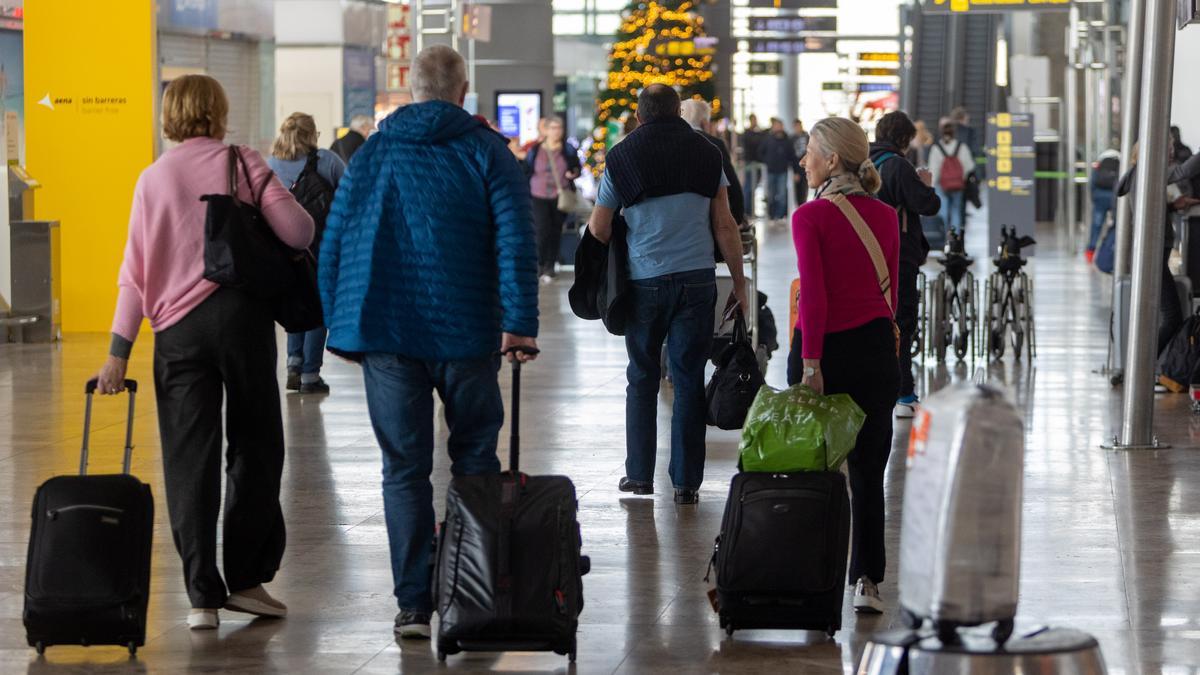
[589,0,717,172]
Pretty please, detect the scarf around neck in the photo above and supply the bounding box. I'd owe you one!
[814,171,868,200]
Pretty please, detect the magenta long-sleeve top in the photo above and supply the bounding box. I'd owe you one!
[110,136,314,346]
[791,196,899,359]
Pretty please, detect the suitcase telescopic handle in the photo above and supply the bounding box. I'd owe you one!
[81,378,139,476]
[499,346,539,475]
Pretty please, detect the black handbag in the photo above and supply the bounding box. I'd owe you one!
[705,310,765,430]
[201,147,322,333]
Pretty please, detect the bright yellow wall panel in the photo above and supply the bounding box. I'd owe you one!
[25,1,156,333]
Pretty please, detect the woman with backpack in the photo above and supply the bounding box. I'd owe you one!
[927,117,976,234]
[524,116,581,283]
[268,112,346,395]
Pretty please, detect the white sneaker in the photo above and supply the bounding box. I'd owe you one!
[225,585,288,618]
[853,576,884,614]
[894,400,917,419]
[187,609,219,630]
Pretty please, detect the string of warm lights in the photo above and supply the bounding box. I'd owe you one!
[588,0,720,174]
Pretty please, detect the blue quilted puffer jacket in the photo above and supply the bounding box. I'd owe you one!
[318,100,538,361]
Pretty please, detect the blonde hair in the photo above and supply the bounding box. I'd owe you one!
[162,75,228,142]
[272,113,319,161]
[810,117,881,194]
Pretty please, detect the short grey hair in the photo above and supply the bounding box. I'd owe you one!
[411,45,467,103]
[680,99,711,130]
[349,114,374,133]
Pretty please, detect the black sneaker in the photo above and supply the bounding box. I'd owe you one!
[394,610,431,639]
[674,488,699,505]
[286,370,301,391]
[618,477,653,495]
[299,378,330,395]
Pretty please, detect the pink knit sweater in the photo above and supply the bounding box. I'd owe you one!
[110,137,314,347]
[792,196,899,359]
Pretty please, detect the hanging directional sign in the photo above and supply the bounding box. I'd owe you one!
[747,0,837,7]
[748,61,783,76]
[923,0,1070,12]
[748,37,836,54]
[748,16,838,33]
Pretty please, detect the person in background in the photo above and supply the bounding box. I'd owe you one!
[909,120,933,166]
[792,118,810,205]
[869,111,941,419]
[588,84,747,506]
[681,98,746,226]
[741,114,766,219]
[1085,149,1121,263]
[95,75,314,631]
[525,116,581,283]
[928,117,975,234]
[792,116,899,616]
[318,45,538,640]
[760,117,797,225]
[330,114,375,164]
[950,106,980,165]
[1171,125,1193,164]
[268,112,346,394]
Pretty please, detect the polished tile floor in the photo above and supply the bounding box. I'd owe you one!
[1,216,1198,674]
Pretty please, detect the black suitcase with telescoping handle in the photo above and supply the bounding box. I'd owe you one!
[23,378,153,657]
[434,347,589,663]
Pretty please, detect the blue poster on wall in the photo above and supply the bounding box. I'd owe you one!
[0,29,23,164]
[165,0,218,31]
[343,47,376,125]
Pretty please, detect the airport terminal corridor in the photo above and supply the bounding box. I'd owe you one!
[0,221,1197,674]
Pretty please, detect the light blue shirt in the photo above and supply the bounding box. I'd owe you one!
[267,148,346,191]
[596,171,728,280]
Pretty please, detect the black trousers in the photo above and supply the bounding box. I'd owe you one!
[896,263,921,398]
[153,288,287,608]
[1159,247,1184,356]
[531,196,566,276]
[787,319,900,585]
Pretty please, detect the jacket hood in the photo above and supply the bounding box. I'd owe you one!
[869,141,903,158]
[378,100,486,143]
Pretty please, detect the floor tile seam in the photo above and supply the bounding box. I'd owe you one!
[348,638,400,675]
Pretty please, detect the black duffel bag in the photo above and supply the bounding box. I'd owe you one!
[706,310,765,430]
[201,147,322,333]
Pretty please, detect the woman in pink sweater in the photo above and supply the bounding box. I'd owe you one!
[788,117,900,617]
[94,76,314,630]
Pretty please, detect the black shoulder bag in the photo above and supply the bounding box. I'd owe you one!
[201,147,322,333]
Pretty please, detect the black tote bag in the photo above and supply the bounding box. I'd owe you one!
[705,310,765,430]
[201,147,322,333]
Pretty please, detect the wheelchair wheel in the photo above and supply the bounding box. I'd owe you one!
[987,275,1006,361]
[931,275,949,362]
[1011,279,1027,360]
[953,279,973,361]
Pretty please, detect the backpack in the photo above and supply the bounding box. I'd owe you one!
[1093,156,1120,191]
[290,150,336,252]
[935,142,966,192]
[1157,314,1200,392]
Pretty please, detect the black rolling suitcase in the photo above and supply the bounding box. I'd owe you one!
[710,470,850,637]
[434,347,589,663]
[24,378,153,656]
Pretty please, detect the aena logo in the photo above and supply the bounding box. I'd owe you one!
[37,93,53,110]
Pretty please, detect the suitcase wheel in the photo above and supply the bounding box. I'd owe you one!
[437,650,447,663]
[35,642,45,656]
[935,620,961,646]
[128,642,138,657]
[826,626,837,638]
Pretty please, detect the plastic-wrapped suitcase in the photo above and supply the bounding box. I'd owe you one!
[434,347,588,663]
[24,379,153,657]
[898,382,1023,645]
[710,470,851,637]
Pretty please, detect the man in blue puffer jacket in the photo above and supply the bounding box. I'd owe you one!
[318,44,539,640]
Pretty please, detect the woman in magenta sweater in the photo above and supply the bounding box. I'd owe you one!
[788,117,900,616]
[94,75,314,630]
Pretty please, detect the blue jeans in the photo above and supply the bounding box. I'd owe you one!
[1088,188,1114,251]
[625,268,716,490]
[766,171,789,219]
[937,188,965,233]
[362,353,504,612]
[286,327,327,375]
[742,163,762,218]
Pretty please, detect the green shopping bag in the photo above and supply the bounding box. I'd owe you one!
[738,384,866,472]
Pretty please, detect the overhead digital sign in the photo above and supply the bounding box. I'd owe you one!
[747,37,836,55]
[924,0,1070,12]
[748,16,838,33]
[747,0,837,7]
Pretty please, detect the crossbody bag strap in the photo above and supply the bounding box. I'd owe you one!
[823,193,894,316]
[227,146,239,196]
[546,145,565,194]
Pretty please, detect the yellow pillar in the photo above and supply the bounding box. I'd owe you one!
[25,2,157,333]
